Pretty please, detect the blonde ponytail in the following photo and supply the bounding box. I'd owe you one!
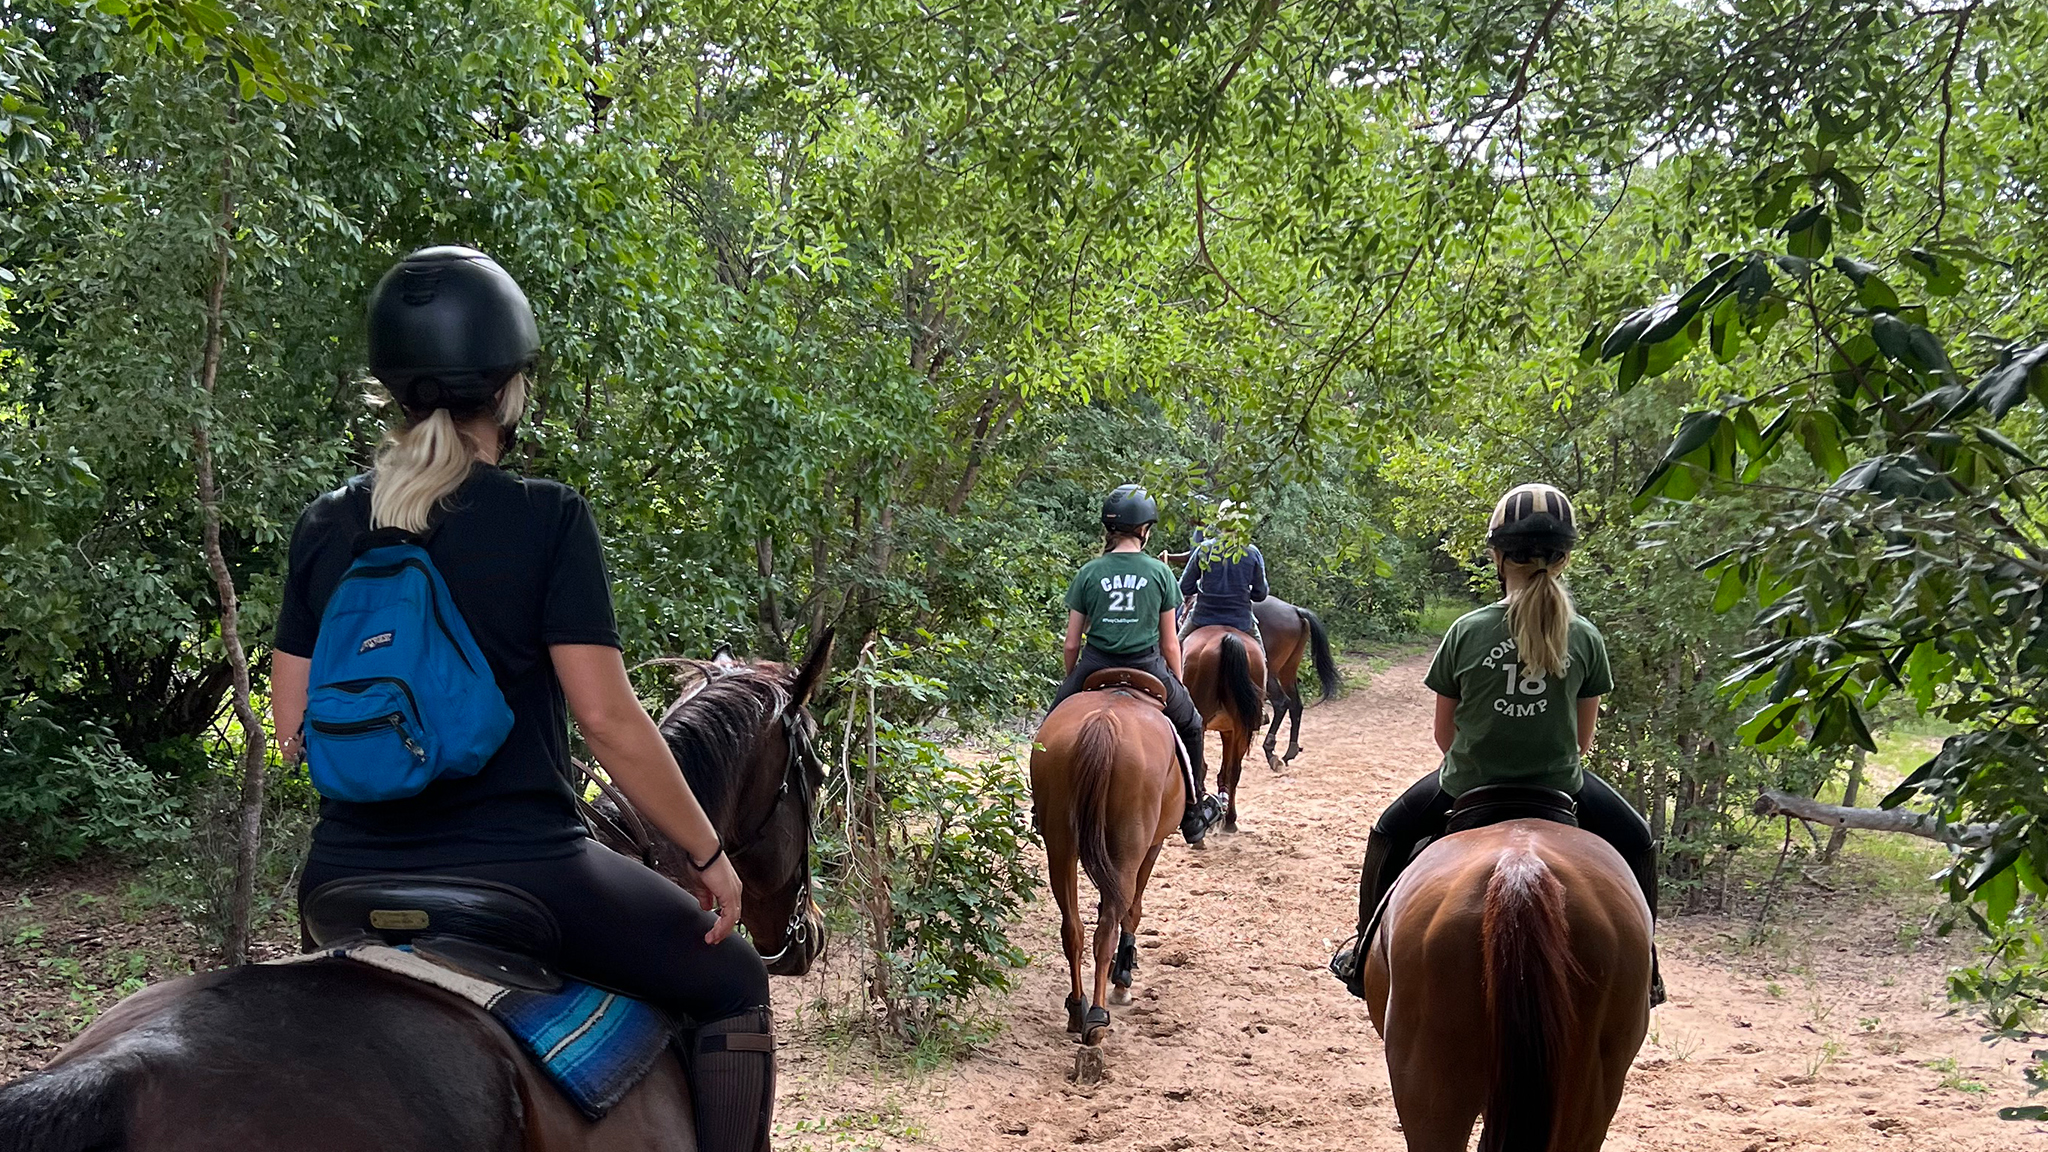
[370,376,527,532]
[1501,556,1575,679]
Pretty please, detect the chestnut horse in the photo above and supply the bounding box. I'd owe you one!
[1180,624,1265,832]
[0,635,834,1152]
[1251,595,1341,769]
[1363,820,1652,1152]
[1030,672,1181,1046]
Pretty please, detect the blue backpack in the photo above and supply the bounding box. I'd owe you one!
[303,531,513,802]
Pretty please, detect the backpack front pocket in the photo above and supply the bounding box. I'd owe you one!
[305,677,435,802]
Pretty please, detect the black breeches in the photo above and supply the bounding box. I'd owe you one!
[1361,769,1659,926]
[1053,645,1208,793]
[300,837,770,1023]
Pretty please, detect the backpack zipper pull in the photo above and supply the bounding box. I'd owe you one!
[387,714,426,761]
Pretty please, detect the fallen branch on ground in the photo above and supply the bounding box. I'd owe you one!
[1752,791,1998,849]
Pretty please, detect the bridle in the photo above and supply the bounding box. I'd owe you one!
[573,661,821,966]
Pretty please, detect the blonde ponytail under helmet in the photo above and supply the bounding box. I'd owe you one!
[1486,482,1580,680]
[370,377,527,533]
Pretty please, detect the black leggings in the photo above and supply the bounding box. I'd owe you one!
[1052,644,1207,792]
[300,837,769,1023]
[1363,769,1658,927]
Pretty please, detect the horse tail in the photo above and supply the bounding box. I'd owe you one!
[1478,848,1583,1152]
[1300,607,1342,701]
[1068,709,1128,912]
[0,1053,132,1152]
[1218,632,1261,734]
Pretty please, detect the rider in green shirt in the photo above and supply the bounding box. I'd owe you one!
[1348,482,1662,1004]
[1051,484,1227,845]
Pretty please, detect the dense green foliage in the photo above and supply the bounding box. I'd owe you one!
[2,0,2045,1087]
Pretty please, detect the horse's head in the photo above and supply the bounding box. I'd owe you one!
[615,630,833,977]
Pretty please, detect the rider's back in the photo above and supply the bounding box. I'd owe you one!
[277,464,616,868]
[1425,604,1611,798]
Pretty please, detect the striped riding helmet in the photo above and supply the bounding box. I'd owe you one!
[1486,482,1578,563]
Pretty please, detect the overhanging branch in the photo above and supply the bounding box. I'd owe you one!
[1753,790,1997,848]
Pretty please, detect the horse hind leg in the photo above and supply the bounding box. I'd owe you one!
[1047,844,1089,1036]
[1283,687,1305,763]
[1218,730,1248,832]
[1109,844,1164,1005]
[1262,678,1286,771]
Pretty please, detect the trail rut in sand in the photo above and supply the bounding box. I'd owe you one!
[776,654,2039,1150]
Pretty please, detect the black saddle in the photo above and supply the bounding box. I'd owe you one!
[1444,784,1579,835]
[302,874,564,992]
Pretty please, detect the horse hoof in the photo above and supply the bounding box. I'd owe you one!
[1064,995,1087,1035]
[1187,837,1207,851]
[1072,1045,1106,1084]
[1081,1005,1111,1045]
[1223,819,1239,834]
[1109,986,1132,1006]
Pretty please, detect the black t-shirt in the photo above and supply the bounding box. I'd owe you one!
[275,465,619,867]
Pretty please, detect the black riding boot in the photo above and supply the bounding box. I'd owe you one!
[688,1007,776,1152]
[1354,825,1404,936]
[1628,850,1667,1008]
[1174,720,1224,845]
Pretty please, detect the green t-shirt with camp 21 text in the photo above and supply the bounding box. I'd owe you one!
[1064,551,1183,655]
[1424,603,1614,798]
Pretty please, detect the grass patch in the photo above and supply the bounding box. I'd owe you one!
[1417,594,1477,637]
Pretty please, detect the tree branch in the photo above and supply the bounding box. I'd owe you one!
[1752,790,1998,848]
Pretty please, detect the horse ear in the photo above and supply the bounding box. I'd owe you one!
[784,626,836,714]
[712,644,737,669]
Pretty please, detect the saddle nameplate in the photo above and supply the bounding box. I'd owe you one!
[370,908,431,930]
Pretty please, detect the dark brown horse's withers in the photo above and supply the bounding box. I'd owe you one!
[0,638,833,1152]
[1364,819,1651,1152]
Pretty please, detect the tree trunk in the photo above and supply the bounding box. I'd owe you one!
[1754,789,1997,848]
[755,533,784,654]
[193,167,268,966]
[1822,748,1864,863]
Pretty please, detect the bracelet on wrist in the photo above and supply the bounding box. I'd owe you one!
[687,841,725,872]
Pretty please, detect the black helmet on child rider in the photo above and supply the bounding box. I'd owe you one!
[1101,483,1159,533]
[1485,482,1577,564]
[367,246,539,411]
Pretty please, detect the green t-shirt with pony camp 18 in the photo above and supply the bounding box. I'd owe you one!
[1424,603,1614,798]
[1064,551,1182,655]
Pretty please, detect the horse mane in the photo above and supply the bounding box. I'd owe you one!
[655,662,794,827]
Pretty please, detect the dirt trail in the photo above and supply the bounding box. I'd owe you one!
[778,655,2040,1151]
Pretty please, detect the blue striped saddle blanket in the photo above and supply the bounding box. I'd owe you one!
[281,943,672,1118]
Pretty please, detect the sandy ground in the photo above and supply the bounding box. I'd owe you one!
[775,654,2042,1151]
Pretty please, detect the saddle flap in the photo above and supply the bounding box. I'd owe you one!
[1081,667,1169,707]
[1445,784,1580,835]
[303,874,563,969]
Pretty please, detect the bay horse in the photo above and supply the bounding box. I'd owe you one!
[1363,819,1652,1152]
[0,633,834,1152]
[1030,670,1181,1046]
[1180,624,1265,833]
[1251,595,1341,769]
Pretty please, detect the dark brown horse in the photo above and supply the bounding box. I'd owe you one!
[1251,595,1341,769]
[0,635,834,1152]
[1030,671,1181,1046]
[1363,820,1652,1152]
[1180,624,1265,833]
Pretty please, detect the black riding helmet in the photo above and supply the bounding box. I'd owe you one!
[1101,483,1159,533]
[367,246,539,411]
[1486,482,1578,564]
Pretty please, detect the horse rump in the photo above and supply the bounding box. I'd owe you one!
[1217,633,1261,733]
[1479,848,1583,1152]
[1299,607,1341,701]
[0,1052,130,1152]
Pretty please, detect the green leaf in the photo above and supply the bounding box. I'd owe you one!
[1966,341,2048,419]
[1617,344,1649,393]
[1710,296,1742,363]
[1966,842,2024,895]
[1979,861,2019,926]
[1712,564,1745,613]
[1797,411,1848,478]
